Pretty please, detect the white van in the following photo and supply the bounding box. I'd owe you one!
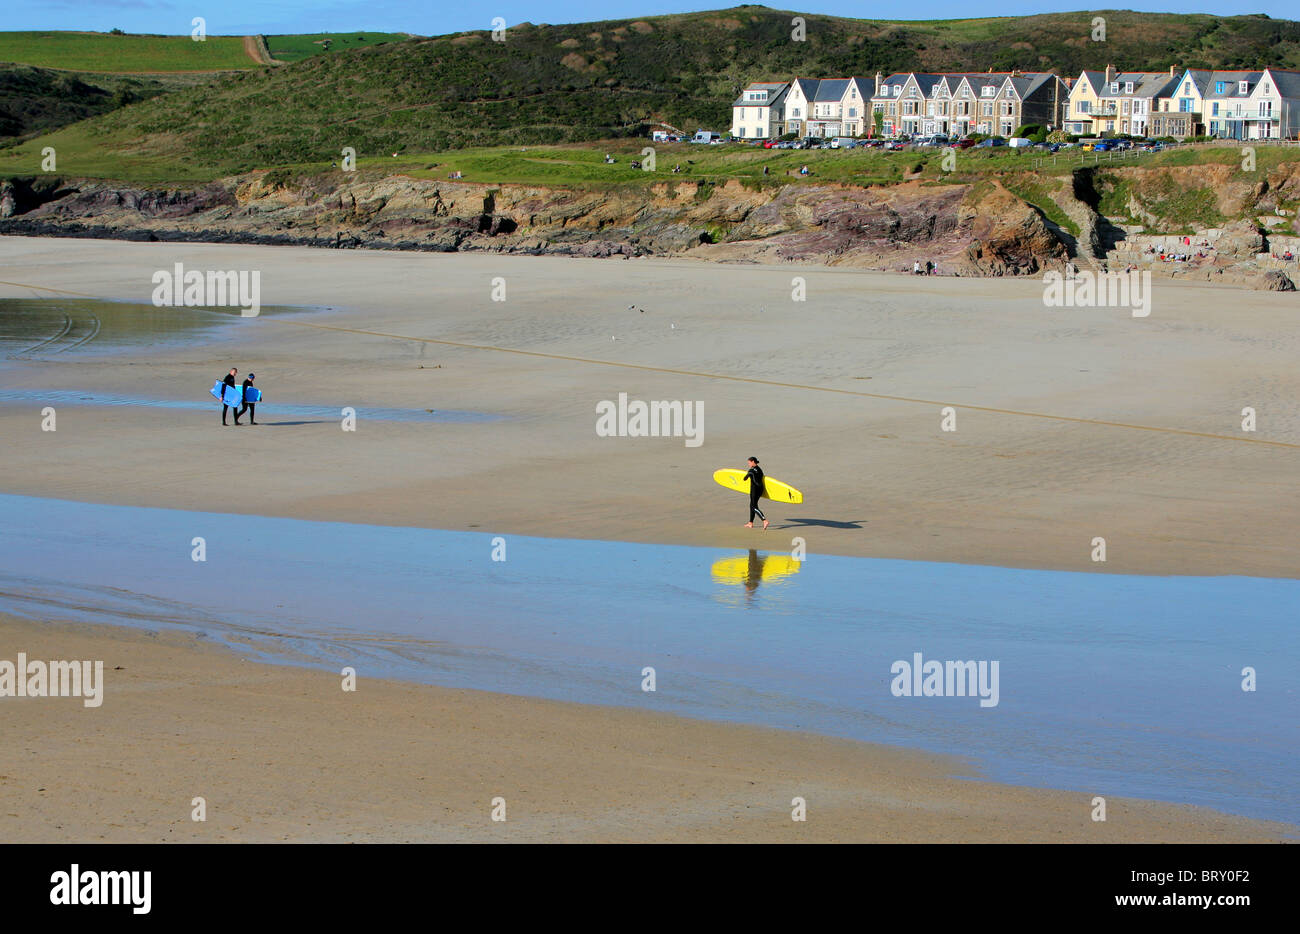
[691,130,721,144]
[651,130,671,143]
[830,137,857,149]
[1007,137,1033,149]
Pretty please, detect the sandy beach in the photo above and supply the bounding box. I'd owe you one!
[1,236,1296,842]
[2,236,1297,577]
[2,614,1289,843]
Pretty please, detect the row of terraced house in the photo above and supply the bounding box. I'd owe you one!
[731,66,1300,141]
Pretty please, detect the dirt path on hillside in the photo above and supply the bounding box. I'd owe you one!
[242,35,279,66]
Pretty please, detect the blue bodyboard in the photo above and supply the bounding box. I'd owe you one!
[243,387,262,403]
[211,381,243,406]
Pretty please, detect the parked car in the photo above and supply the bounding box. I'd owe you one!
[830,137,858,149]
[885,141,906,151]
[953,138,977,150]
[976,137,1006,148]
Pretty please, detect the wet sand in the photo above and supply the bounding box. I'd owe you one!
[1,236,1296,842]
[1,236,1297,578]
[1,614,1289,843]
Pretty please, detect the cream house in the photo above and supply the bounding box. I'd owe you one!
[1178,69,1300,140]
[838,76,875,136]
[781,77,820,137]
[730,81,790,139]
[1066,66,1181,137]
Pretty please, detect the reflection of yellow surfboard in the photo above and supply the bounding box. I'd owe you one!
[713,468,803,504]
[711,552,802,585]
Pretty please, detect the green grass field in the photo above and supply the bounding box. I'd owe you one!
[264,33,410,63]
[6,123,1291,193]
[0,32,256,72]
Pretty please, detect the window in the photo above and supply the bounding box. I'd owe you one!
[791,108,801,118]
[983,102,994,116]
[1259,101,1272,116]
[1239,80,1249,94]
[1126,82,1134,93]
[1215,81,1225,94]
[893,86,901,97]
[1211,102,1219,116]
[1179,98,1192,113]
[1183,82,1192,94]
[848,107,857,118]
[981,86,994,97]
[1110,82,1118,93]
[1078,100,1090,114]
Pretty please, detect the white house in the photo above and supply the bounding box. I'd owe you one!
[782,77,820,137]
[730,81,790,139]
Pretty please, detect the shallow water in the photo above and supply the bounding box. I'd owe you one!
[0,388,502,424]
[0,297,308,357]
[0,494,1295,825]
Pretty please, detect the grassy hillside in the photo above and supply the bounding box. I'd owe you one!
[0,66,201,139]
[265,33,411,63]
[0,31,256,72]
[3,7,1300,181]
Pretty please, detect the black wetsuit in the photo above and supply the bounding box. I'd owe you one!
[222,374,241,425]
[745,465,766,523]
[237,378,256,424]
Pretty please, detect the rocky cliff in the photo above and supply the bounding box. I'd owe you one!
[1,163,1296,288]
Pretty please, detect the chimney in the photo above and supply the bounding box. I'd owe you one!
[1105,64,1116,84]
[875,71,883,88]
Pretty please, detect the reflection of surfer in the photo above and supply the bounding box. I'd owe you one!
[743,456,769,530]
[237,372,257,426]
[745,549,763,593]
[222,367,242,426]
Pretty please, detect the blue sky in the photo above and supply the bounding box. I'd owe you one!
[10,2,1295,35]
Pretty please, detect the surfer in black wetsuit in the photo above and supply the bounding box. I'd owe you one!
[743,456,769,530]
[237,372,257,425]
[222,367,241,426]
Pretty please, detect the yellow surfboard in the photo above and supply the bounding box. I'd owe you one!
[711,552,803,585]
[713,468,804,504]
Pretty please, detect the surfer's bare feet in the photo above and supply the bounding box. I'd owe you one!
[762,520,769,530]
[744,522,753,528]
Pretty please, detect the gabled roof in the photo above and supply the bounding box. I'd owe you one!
[846,75,876,98]
[813,78,850,101]
[1074,70,1106,94]
[789,77,820,99]
[1197,70,1265,99]
[911,73,945,96]
[1264,68,1300,98]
